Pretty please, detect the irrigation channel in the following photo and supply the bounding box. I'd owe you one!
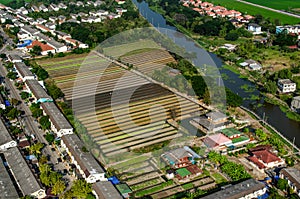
[132,0,300,147]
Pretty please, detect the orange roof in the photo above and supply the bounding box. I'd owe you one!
[36,24,50,32]
[26,40,54,52]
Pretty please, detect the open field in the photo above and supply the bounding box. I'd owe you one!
[243,0,300,11]
[206,0,300,24]
[38,46,204,158]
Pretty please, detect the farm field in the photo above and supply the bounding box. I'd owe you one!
[243,0,300,11]
[205,0,300,24]
[38,44,204,158]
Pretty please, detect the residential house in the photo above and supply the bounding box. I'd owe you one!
[161,146,200,168]
[201,179,267,199]
[277,79,296,93]
[0,119,17,151]
[3,147,46,198]
[203,133,232,150]
[115,0,126,4]
[247,145,285,170]
[31,5,39,12]
[65,38,89,48]
[220,44,236,51]
[26,40,55,56]
[61,134,106,183]
[7,53,22,63]
[280,168,300,197]
[20,25,40,40]
[116,8,127,15]
[0,94,6,109]
[58,3,67,9]
[291,96,300,113]
[55,30,71,40]
[41,102,73,137]
[39,4,48,12]
[192,111,229,133]
[76,1,84,7]
[107,13,120,19]
[248,23,262,34]
[239,59,262,71]
[36,18,47,24]
[176,165,202,181]
[49,3,59,11]
[94,0,104,7]
[276,25,300,40]
[24,79,53,103]
[47,39,68,53]
[14,62,35,82]
[49,16,57,23]
[35,24,51,33]
[57,15,66,24]
[0,156,19,198]
[14,20,25,27]
[220,128,250,146]
[92,181,123,199]
[16,7,28,15]
[45,22,56,30]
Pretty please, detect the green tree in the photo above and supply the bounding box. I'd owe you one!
[29,142,44,155]
[265,80,277,94]
[39,116,51,130]
[45,133,55,144]
[31,45,42,55]
[277,178,288,190]
[20,91,30,100]
[225,32,239,41]
[52,180,66,196]
[7,71,17,80]
[255,129,267,141]
[71,180,92,199]
[6,107,20,119]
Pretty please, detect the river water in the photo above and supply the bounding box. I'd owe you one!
[132,0,300,147]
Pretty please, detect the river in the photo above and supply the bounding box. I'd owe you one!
[132,0,300,147]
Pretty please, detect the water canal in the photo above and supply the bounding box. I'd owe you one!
[132,0,300,147]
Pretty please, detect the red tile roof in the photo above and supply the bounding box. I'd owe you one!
[186,165,202,175]
[248,156,266,169]
[26,40,54,52]
[252,150,281,163]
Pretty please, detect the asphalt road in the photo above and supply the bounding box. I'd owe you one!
[236,0,300,19]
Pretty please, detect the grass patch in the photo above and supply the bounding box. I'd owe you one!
[182,182,194,190]
[211,172,227,184]
[135,180,174,197]
[280,105,300,122]
[206,0,300,24]
[222,64,241,75]
[121,48,159,58]
[130,178,160,191]
[242,0,300,11]
[113,156,149,170]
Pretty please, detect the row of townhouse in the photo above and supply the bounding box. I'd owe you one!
[0,119,46,198]
[10,57,122,198]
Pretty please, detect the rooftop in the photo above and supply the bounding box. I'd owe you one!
[25,79,52,101]
[27,40,54,52]
[21,25,39,35]
[14,62,34,78]
[0,156,19,198]
[280,168,300,189]
[201,179,265,199]
[176,167,192,177]
[251,150,281,164]
[62,134,105,176]
[3,147,44,196]
[206,111,227,122]
[0,119,13,146]
[203,133,232,148]
[92,181,123,199]
[278,79,295,85]
[220,128,241,138]
[41,102,72,131]
[47,39,65,49]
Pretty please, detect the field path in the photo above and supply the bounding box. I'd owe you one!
[237,0,300,19]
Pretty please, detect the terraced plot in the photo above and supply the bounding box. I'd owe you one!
[121,49,175,75]
[38,48,203,158]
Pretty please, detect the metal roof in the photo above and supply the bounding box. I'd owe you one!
[92,181,123,199]
[0,119,13,146]
[0,156,19,199]
[25,79,52,101]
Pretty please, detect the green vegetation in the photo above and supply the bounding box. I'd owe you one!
[130,178,160,191]
[182,182,194,190]
[211,172,227,184]
[135,180,174,197]
[39,115,51,130]
[205,0,300,24]
[45,79,64,100]
[243,0,300,11]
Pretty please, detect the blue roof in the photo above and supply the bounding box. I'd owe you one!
[4,100,10,106]
[108,176,120,185]
[17,40,32,48]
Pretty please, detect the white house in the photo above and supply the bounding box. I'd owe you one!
[49,3,59,11]
[0,119,17,151]
[278,79,296,93]
[280,168,300,197]
[291,96,300,113]
[248,23,262,34]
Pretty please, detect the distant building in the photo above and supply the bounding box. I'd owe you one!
[239,59,262,71]
[280,168,300,197]
[0,119,17,151]
[276,25,300,40]
[14,62,35,82]
[248,23,262,34]
[277,79,296,93]
[291,96,300,113]
[201,178,267,199]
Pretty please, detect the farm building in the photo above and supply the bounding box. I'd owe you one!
[14,62,35,82]
[41,102,73,137]
[61,134,106,183]
[92,181,123,199]
[3,147,46,198]
[161,146,200,168]
[24,79,53,103]
[280,168,300,197]
[201,178,267,199]
[0,119,17,151]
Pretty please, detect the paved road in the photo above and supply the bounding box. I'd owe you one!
[236,0,300,19]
